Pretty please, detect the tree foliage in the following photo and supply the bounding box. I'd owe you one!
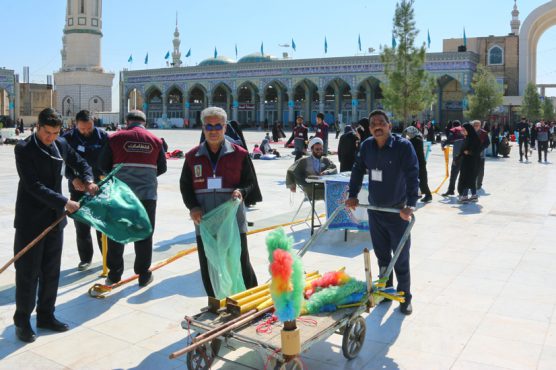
[465,64,504,120]
[380,0,435,125]
[542,97,555,121]
[521,82,542,121]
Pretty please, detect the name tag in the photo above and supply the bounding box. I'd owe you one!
[371,169,383,182]
[207,177,222,189]
[77,145,85,153]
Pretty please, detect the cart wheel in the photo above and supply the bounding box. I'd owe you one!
[186,336,220,370]
[274,357,304,370]
[341,316,366,360]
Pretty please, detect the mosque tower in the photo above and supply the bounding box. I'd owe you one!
[54,0,114,117]
[172,13,182,67]
[511,0,520,35]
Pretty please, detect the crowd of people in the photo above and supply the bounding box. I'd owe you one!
[9,103,555,344]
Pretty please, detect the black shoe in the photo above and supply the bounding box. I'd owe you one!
[420,194,432,203]
[247,221,254,227]
[105,277,120,286]
[400,302,413,315]
[441,191,454,197]
[37,317,69,332]
[15,325,36,343]
[138,274,154,287]
[77,261,91,271]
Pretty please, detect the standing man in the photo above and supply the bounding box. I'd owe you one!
[62,110,108,271]
[536,120,550,163]
[98,110,167,287]
[346,110,419,315]
[180,107,258,297]
[516,117,530,162]
[13,108,97,342]
[441,121,465,197]
[473,120,490,190]
[315,113,330,155]
[285,116,308,161]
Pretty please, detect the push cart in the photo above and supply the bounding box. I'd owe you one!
[178,204,415,370]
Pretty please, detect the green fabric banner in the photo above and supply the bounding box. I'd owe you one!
[70,166,152,244]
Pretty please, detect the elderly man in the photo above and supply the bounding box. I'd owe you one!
[62,110,108,271]
[346,109,419,315]
[287,137,337,200]
[98,110,167,287]
[180,107,258,297]
[13,108,97,342]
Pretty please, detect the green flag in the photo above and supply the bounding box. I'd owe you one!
[70,165,152,244]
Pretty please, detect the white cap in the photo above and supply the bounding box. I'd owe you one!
[308,137,323,149]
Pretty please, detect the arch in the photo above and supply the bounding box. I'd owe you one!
[144,86,163,124]
[188,84,207,127]
[62,95,74,117]
[322,78,351,124]
[488,45,504,65]
[262,80,287,128]
[519,1,556,94]
[237,81,258,126]
[88,96,104,112]
[187,83,208,97]
[126,88,144,112]
[166,86,184,119]
[165,84,184,96]
[436,74,464,123]
[211,83,232,115]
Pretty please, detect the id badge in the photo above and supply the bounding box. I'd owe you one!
[77,145,85,152]
[207,177,222,189]
[61,162,66,176]
[371,169,382,182]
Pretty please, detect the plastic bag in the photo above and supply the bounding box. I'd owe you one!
[199,199,246,299]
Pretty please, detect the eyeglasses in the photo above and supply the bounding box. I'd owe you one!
[204,124,224,131]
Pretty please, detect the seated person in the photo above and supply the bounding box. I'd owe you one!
[252,144,262,159]
[286,137,337,200]
[261,133,281,157]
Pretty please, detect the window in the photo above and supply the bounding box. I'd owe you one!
[488,45,504,65]
[78,17,86,25]
[91,18,98,26]
[68,18,73,26]
[80,0,85,14]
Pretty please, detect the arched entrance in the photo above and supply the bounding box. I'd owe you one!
[88,96,104,113]
[212,83,232,116]
[237,82,258,126]
[145,86,163,124]
[188,84,207,127]
[62,96,75,117]
[437,75,464,123]
[166,86,184,119]
[519,1,556,94]
[263,81,286,129]
[126,88,144,112]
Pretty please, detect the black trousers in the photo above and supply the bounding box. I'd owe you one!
[13,226,63,326]
[519,139,529,160]
[538,141,548,162]
[368,211,411,302]
[491,140,499,157]
[419,166,431,196]
[107,199,156,282]
[476,158,485,189]
[446,158,461,193]
[71,192,102,263]
[196,233,258,298]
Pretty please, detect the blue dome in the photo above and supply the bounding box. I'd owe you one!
[237,53,277,64]
[198,56,235,66]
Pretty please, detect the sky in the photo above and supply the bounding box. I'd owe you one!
[3,0,556,110]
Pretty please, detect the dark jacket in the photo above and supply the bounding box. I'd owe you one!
[14,135,93,232]
[516,121,530,140]
[62,127,108,194]
[458,125,482,190]
[337,127,359,172]
[409,136,426,174]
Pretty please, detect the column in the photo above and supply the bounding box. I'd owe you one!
[162,93,167,118]
[277,91,284,125]
[351,93,358,124]
[287,89,294,126]
[319,92,325,114]
[259,93,265,129]
[232,96,239,121]
[334,87,341,121]
[304,89,311,121]
[9,95,15,121]
[437,87,443,125]
[183,92,190,126]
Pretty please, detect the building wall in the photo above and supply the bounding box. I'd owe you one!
[443,34,519,96]
[19,83,57,117]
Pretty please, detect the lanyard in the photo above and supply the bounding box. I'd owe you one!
[33,134,63,162]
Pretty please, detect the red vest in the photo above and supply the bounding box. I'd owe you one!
[185,142,247,191]
[109,125,163,167]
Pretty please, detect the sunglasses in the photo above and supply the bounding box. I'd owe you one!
[204,124,224,131]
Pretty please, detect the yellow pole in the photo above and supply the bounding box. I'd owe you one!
[433,146,451,194]
[100,233,108,277]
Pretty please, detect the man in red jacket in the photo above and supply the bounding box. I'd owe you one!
[98,110,167,287]
[315,113,329,155]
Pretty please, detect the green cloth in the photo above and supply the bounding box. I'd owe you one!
[70,167,152,244]
[200,199,246,299]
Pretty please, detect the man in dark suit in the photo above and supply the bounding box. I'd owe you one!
[13,108,97,343]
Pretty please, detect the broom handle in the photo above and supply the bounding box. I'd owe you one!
[0,212,68,274]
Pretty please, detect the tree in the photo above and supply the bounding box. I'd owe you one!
[465,64,504,120]
[542,97,555,121]
[380,0,435,125]
[521,82,542,121]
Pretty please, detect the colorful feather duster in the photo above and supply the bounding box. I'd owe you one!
[305,271,351,298]
[266,228,304,322]
[304,279,367,315]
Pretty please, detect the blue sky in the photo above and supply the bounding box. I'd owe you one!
[3,0,556,109]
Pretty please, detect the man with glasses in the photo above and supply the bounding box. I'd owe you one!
[62,110,108,271]
[346,109,419,315]
[98,110,167,288]
[13,108,97,342]
[180,107,258,297]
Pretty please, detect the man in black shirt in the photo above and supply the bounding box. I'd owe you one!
[516,117,530,162]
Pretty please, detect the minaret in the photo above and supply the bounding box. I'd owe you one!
[172,13,182,67]
[511,0,520,35]
[54,0,114,116]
